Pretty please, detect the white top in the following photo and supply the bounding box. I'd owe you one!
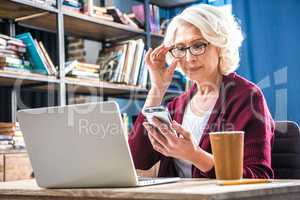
[173,100,212,178]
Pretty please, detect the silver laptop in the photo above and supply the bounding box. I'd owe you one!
[17,101,180,188]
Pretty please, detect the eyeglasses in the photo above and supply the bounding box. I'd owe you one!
[169,40,210,58]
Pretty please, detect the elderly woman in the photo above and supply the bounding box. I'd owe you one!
[129,4,274,179]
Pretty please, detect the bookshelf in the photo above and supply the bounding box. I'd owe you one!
[0,0,195,120]
[0,70,59,86]
[0,0,58,18]
[65,76,147,94]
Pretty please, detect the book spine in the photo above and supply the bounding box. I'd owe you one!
[34,40,52,75]
[38,41,57,75]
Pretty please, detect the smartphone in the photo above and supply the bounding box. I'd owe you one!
[143,106,172,127]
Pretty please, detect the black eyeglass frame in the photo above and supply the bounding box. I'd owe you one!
[169,41,210,58]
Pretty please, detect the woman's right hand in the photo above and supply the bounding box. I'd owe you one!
[145,44,179,94]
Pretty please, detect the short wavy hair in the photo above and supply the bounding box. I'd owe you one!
[164,4,244,75]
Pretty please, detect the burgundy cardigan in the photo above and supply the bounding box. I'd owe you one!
[129,72,275,179]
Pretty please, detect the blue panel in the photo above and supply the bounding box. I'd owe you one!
[232,0,300,124]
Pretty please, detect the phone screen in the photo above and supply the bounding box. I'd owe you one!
[143,106,172,126]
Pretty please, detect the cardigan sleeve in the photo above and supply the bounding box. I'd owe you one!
[239,92,275,179]
[200,89,275,179]
[128,99,177,170]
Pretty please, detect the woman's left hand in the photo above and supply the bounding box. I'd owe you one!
[143,117,199,162]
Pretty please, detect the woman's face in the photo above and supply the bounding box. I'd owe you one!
[172,24,220,82]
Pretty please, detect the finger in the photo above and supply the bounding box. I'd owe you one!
[145,48,153,65]
[155,45,170,58]
[153,45,173,61]
[147,129,156,145]
[144,123,160,146]
[161,45,173,55]
[167,59,179,76]
[152,117,177,143]
[153,142,168,156]
[144,123,168,148]
[151,44,165,55]
[147,131,166,155]
[151,116,169,132]
[150,44,165,61]
[171,120,191,139]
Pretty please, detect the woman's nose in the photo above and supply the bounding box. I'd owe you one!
[185,50,197,62]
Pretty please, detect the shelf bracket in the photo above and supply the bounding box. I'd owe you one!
[57,1,66,106]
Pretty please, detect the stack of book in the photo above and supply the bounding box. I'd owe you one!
[30,0,56,7]
[63,0,82,13]
[97,38,147,87]
[132,4,160,34]
[0,122,25,151]
[81,0,140,29]
[0,34,31,73]
[16,32,57,76]
[84,2,114,22]
[65,60,100,79]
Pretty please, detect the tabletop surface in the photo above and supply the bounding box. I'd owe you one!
[0,179,300,200]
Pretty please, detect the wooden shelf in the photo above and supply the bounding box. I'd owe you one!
[65,77,147,94]
[16,9,147,42]
[0,149,27,155]
[0,70,59,87]
[63,10,146,42]
[0,0,57,20]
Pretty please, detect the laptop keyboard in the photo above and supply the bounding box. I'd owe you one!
[137,176,181,186]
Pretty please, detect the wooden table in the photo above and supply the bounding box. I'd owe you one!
[0,179,300,200]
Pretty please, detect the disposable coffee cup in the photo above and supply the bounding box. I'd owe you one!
[209,131,244,183]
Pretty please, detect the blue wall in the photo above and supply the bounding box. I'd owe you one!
[109,0,300,124]
[232,0,300,124]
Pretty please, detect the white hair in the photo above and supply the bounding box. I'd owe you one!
[164,4,244,75]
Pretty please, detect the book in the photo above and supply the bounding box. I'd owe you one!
[106,7,127,24]
[34,39,51,75]
[0,66,31,73]
[78,62,99,70]
[0,122,16,128]
[87,4,114,21]
[0,144,13,150]
[38,41,57,76]
[137,50,148,88]
[0,140,13,145]
[0,56,24,67]
[0,135,13,141]
[0,126,16,133]
[16,32,49,75]
[63,0,82,8]
[65,60,78,74]
[132,4,160,33]
[121,40,137,84]
[7,39,26,48]
[97,43,128,83]
[130,39,145,85]
[0,38,7,46]
[65,60,100,79]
